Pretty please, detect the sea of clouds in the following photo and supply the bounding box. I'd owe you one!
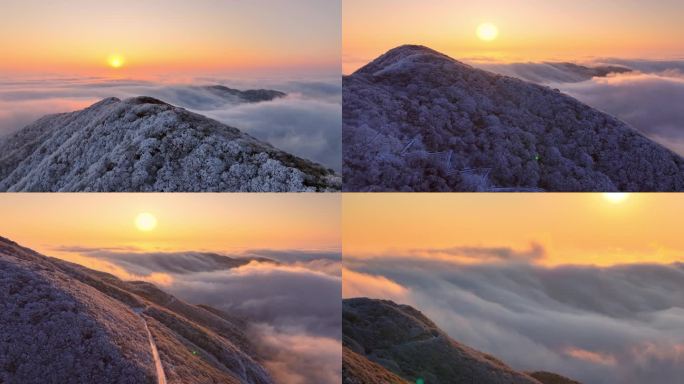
[343,246,684,384]
[55,246,342,384]
[0,76,341,171]
[477,59,684,157]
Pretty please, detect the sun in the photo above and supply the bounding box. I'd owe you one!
[135,212,157,232]
[107,55,125,69]
[602,193,630,204]
[476,23,499,42]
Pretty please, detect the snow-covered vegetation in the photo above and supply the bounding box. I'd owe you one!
[0,97,340,192]
[0,236,274,384]
[343,45,684,191]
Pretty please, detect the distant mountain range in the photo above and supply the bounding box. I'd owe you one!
[0,236,275,384]
[0,94,339,192]
[343,45,684,191]
[343,298,581,384]
[479,61,632,84]
[202,85,287,104]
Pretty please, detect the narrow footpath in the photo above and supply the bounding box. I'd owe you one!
[133,307,167,384]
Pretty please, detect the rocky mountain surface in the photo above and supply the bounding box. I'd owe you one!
[0,96,339,192]
[343,298,581,384]
[0,236,274,384]
[343,45,684,191]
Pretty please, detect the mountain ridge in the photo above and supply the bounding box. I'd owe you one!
[343,44,684,191]
[342,297,581,384]
[0,96,339,192]
[0,236,274,384]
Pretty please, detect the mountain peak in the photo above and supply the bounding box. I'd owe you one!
[86,96,121,109]
[0,97,340,192]
[354,44,469,76]
[383,44,446,57]
[122,96,171,106]
[343,45,684,191]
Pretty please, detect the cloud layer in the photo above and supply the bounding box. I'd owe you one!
[0,76,341,170]
[345,247,684,384]
[57,247,341,384]
[561,73,684,156]
[478,59,684,157]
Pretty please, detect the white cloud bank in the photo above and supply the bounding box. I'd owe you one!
[478,59,684,157]
[56,247,342,384]
[0,76,341,170]
[345,248,684,384]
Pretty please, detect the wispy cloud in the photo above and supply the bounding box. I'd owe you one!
[564,347,617,366]
[342,268,408,301]
[346,243,546,264]
[412,243,545,263]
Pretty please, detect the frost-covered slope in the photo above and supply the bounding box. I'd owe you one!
[343,298,583,384]
[0,97,339,191]
[343,347,408,384]
[343,45,684,191]
[0,236,274,384]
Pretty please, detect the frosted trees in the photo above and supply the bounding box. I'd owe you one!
[343,45,684,191]
[0,97,341,192]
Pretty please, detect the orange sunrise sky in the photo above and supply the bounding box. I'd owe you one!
[0,0,340,77]
[343,0,684,74]
[343,193,684,266]
[0,194,340,257]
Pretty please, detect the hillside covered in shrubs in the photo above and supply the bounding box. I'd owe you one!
[0,236,274,384]
[343,45,684,191]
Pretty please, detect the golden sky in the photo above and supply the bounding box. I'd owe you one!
[0,0,340,77]
[0,194,340,256]
[343,0,684,73]
[343,193,684,266]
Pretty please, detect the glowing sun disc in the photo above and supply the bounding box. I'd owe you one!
[108,55,125,68]
[135,213,157,231]
[477,23,499,41]
[602,193,629,204]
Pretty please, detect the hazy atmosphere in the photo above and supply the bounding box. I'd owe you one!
[0,0,341,170]
[1,194,342,384]
[343,0,684,159]
[343,0,684,72]
[343,194,684,384]
[0,77,342,170]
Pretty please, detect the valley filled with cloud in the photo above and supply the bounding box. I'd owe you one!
[479,59,684,157]
[53,246,342,384]
[0,76,341,171]
[344,247,684,384]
